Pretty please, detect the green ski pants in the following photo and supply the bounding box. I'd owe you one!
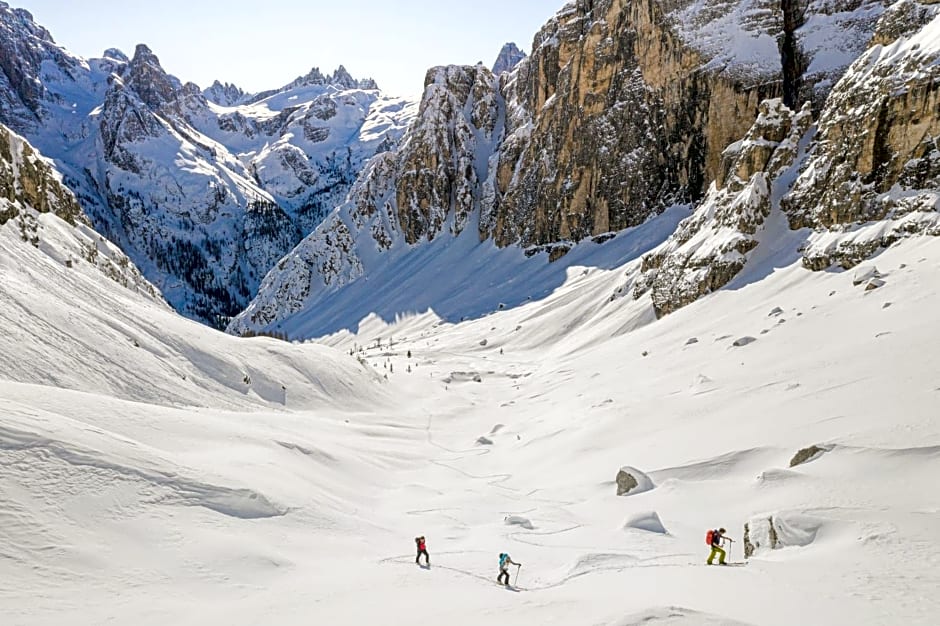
[707,546,726,564]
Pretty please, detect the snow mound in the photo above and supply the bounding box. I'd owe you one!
[0,423,285,520]
[622,511,668,534]
[611,606,754,625]
[443,371,484,383]
[504,515,534,530]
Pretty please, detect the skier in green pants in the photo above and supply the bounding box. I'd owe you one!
[706,527,731,565]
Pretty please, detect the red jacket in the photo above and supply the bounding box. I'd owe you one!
[417,539,426,551]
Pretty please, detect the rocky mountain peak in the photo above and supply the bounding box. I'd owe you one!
[492,42,526,75]
[298,66,327,86]
[123,44,180,110]
[0,1,64,128]
[203,79,247,106]
[331,65,357,89]
[0,2,53,43]
[103,48,129,63]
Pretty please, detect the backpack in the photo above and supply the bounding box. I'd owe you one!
[499,553,508,568]
[705,530,714,545]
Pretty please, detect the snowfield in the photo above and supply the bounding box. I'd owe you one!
[1,209,939,625]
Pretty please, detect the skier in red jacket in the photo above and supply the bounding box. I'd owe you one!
[415,536,429,565]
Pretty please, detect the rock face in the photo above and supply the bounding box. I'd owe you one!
[0,124,83,228]
[0,3,416,328]
[234,0,898,335]
[636,99,812,316]
[0,123,159,297]
[203,80,247,106]
[784,3,940,270]
[396,65,501,242]
[492,42,526,75]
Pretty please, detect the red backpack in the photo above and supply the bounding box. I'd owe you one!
[705,530,714,545]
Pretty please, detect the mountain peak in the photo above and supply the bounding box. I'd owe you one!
[124,44,180,109]
[492,42,526,75]
[331,65,355,89]
[103,48,129,63]
[203,80,247,106]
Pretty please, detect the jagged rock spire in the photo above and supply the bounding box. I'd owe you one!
[492,42,526,75]
[123,44,180,110]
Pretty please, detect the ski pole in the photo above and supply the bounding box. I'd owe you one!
[514,564,521,586]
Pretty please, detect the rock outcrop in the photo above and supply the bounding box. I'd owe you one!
[616,466,654,496]
[743,512,825,557]
[789,444,832,467]
[0,123,158,297]
[0,124,83,228]
[636,99,812,316]
[784,4,940,270]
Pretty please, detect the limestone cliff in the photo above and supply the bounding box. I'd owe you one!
[232,0,898,333]
[0,123,159,298]
[636,99,812,316]
[784,2,940,270]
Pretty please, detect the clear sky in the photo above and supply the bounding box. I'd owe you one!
[17,0,565,97]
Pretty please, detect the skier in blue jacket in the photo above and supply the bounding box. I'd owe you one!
[497,552,520,585]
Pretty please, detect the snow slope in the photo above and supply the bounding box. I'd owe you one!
[3,192,939,624]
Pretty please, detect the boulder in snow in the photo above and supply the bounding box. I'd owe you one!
[504,515,534,530]
[622,511,667,534]
[744,512,826,557]
[865,279,886,291]
[476,436,494,446]
[789,444,832,468]
[732,336,757,347]
[616,467,654,496]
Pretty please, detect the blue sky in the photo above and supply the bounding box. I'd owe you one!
[19,0,564,97]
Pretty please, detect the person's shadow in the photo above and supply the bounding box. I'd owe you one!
[419,563,431,570]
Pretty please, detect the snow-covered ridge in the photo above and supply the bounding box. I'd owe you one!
[0,121,160,302]
[0,3,417,328]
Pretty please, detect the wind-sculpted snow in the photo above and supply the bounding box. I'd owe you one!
[0,423,286,519]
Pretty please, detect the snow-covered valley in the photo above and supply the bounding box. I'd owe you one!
[3,0,940,623]
[2,205,938,624]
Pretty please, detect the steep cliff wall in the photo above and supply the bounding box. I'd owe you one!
[784,2,940,270]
